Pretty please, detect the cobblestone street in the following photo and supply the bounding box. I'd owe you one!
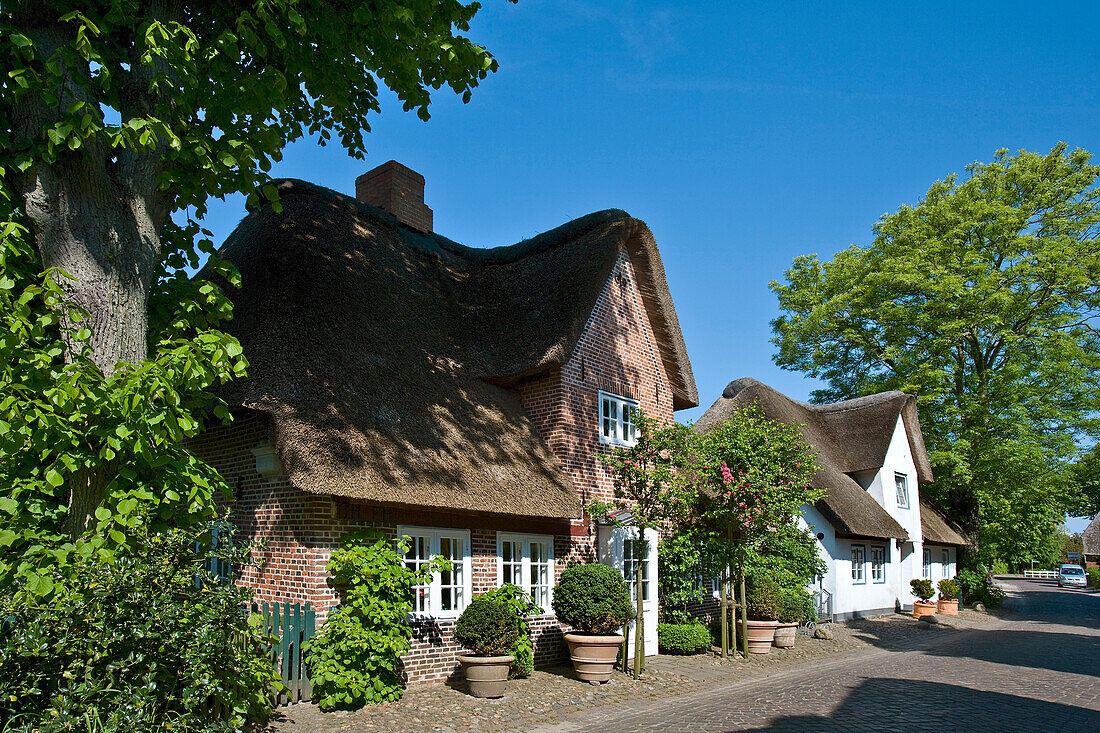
[531,578,1100,732]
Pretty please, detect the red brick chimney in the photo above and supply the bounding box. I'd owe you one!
[354,160,433,233]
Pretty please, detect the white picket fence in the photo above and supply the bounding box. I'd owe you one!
[1023,570,1057,579]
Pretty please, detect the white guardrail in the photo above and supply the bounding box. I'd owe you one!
[1023,570,1057,579]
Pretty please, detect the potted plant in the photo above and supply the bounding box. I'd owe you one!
[454,595,521,698]
[936,578,959,616]
[773,586,809,648]
[911,578,936,618]
[745,575,782,654]
[552,563,634,683]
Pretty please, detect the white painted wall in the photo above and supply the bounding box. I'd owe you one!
[598,525,658,658]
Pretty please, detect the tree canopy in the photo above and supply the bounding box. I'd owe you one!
[770,143,1100,564]
[0,0,510,599]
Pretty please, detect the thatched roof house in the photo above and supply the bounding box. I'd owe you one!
[1084,513,1100,563]
[213,176,696,521]
[695,377,963,544]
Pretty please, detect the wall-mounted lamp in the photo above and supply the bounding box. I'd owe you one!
[250,440,284,478]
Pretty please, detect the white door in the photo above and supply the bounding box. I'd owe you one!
[598,525,658,658]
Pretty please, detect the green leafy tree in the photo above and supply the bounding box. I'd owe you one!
[0,1,510,598]
[1069,443,1100,518]
[590,409,695,678]
[771,144,1100,564]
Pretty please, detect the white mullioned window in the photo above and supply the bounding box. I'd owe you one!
[623,537,652,602]
[922,548,932,579]
[895,472,910,509]
[851,544,866,584]
[599,391,638,447]
[870,545,886,584]
[496,532,555,609]
[398,526,472,618]
[942,549,950,579]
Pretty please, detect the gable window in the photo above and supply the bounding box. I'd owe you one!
[922,548,931,579]
[870,545,886,583]
[599,391,638,447]
[399,526,472,618]
[623,538,652,602]
[851,544,866,584]
[497,533,555,609]
[942,549,951,579]
[894,473,910,509]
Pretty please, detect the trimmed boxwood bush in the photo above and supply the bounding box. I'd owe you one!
[778,586,814,623]
[658,623,711,655]
[937,578,959,600]
[551,563,633,635]
[910,578,935,602]
[455,595,521,657]
[746,575,782,621]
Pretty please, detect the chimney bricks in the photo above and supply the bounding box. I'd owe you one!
[354,160,434,233]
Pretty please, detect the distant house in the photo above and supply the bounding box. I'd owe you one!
[695,378,967,620]
[1084,513,1100,567]
[187,161,698,683]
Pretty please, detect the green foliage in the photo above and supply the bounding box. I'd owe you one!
[454,595,521,657]
[0,521,280,733]
[551,563,634,635]
[956,569,987,601]
[778,585,815,624]
[478,584,542,678]
[743,522,827,591]
[745,574,783,621]
[771,144,1100,566]
[305,532,439,710]
[1069,444,1100,517]
[657,532,706,624]
[657,623,711,655]
[910,578,935,602]
[0,0,511,599]
[1086,567,1100,588]
[937,578,960,600]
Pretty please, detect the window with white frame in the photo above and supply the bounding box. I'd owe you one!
[599,391,638,447]
[922,548,931,579]
[851,544,866,584]
[870,545,886,583]
[497,532,554,609]
[398,526,471,618]
[623,538,652,601]
[895,472,910,509]
[942,549,950,578]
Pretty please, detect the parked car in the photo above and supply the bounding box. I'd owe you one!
[1057,564,1087,588]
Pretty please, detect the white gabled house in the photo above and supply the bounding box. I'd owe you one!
[696,378,968,620]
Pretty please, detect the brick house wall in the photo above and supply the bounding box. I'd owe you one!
[188,246,677,684]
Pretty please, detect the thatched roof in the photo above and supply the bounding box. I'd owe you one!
[919,499,968,546]
[695,378,939,541]
[213,179,697,519]
[1084,513,1100,557]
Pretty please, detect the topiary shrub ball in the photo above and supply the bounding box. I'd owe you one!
[910,578,935,602]
[657,622,711,655]
[551,563,634,635]
[937,578,959,600]
[455,595,521,657]
[746,574,783,621]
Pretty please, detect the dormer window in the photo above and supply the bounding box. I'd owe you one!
[600,391,638,447]
[895,472,910,509]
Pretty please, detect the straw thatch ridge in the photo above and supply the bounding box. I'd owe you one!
[919,499,968,546]
[1084,512,1100,558]
[694,377,923,540]
[211,179,696,519]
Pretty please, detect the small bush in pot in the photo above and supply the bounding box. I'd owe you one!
[773,586,812,648]
[911,578,936,618]
[478,583,542,678]
[454,595,521,698]
[744,575,782,654]
[657,622,711,655]
[936,578,960,615]
[552,563,634,683]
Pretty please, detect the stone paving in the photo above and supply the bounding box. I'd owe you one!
[530,578,1100,732]
[263,603,1005,732]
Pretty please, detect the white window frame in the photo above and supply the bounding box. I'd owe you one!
[623,536,653,602]
[870,545,887,584]
[599,391,639,447]
[942,549,950,579]
[398,526,472,619]
[894,472,910,509]
[496,532,555,611]
[851,544,866,584]
[922,548,932,579]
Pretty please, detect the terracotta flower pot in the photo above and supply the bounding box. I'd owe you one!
[564,633,623,683]
[456,654,515,698]
[936,598,959,616]
[745,620,779,654]
[913,601,936,619]
[772,622,798,648]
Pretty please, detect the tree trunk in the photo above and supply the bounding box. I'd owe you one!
[633,536,646,678]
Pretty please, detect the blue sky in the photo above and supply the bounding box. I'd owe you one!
[199,2,1100,528]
